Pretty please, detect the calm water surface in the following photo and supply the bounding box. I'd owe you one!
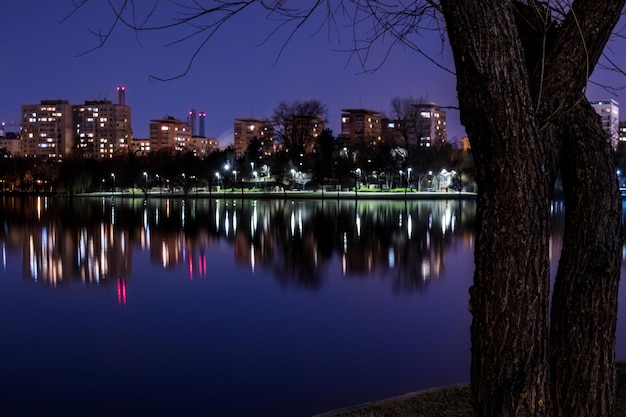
[0,196,624,417]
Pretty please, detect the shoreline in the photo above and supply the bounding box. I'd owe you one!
[1,190,478,201]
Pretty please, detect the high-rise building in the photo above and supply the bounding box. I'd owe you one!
[234,118,274,156]
[22,88,133,159]
[340,109,382,147]
[591,99,619,149]
[74,99,132,158]
[382,102,446,148]
[149,116,192,154]
[414,103,447,147]
[21,100,74,159]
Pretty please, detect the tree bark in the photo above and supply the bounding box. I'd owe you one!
[440,1,624,416]
[550,100,622,417]
[440,2,554,415]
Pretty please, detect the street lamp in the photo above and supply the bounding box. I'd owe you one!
[111,173,115,194]
[407,168,412,191]
[143,171,148,189]
[253,171,258,188]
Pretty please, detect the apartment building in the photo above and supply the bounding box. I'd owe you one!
[0,132,21,157]
[340,109,382,148]
[381,102,446,148]
[591,99,619,149]
[74,98,132,158]
[234,118,274,156]
[149,116,192,154]
[414,103,447,147]
[21,100,74,159]
[21,88,132,159]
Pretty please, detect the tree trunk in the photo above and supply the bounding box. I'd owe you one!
[440,2,555,415]
[550,100,622,417]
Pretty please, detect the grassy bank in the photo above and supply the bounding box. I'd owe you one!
[316,361,626,417]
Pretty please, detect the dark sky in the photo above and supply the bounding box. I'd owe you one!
[2,1,624,146]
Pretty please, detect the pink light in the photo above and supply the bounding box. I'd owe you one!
[117,277,127,304]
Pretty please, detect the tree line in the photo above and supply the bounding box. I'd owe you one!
[0,126,474,195]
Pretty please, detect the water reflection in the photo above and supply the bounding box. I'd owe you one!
[0,196,476,294]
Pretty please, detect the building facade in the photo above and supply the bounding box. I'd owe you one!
[74,99,132,158]
[21,100,74,159]
[149,116,192,154]
[591,99,619,149]
[382,102,447,148]
[234,118,274,157]
[414,103,447,147]
[0,132,21,157]
[340,109,382,148]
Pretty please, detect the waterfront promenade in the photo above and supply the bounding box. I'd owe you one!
[81,188,477,200]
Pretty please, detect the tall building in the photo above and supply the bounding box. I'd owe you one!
[591,99,619,149]
[74,98,132,159]
[21,100,74,159]
[234,118,274,157]
[149,116,192,154]
[382,102,447,148]
[414,103,447,147]
[22,88,132,159]
[340,109,382,147]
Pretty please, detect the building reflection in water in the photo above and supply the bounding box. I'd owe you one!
[0,195,497,297]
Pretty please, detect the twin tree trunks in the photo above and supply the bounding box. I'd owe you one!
[439,1,625,416]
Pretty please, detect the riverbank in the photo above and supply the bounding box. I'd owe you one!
[314,361,626,416]
[44,189,477,200]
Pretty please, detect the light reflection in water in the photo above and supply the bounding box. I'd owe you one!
[2,197,479,294]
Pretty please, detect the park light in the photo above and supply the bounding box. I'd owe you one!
[143,171,148,187]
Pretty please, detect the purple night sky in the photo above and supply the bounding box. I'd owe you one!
[2,1,625,146]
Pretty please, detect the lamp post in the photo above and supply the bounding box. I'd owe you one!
[407,168,412,195]
[111,173,115,195]
[156,174,162,198]
[143,171,148,190]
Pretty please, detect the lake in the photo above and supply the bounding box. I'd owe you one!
[0,196,624,417]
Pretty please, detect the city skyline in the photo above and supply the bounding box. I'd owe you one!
[2,2,625,146]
